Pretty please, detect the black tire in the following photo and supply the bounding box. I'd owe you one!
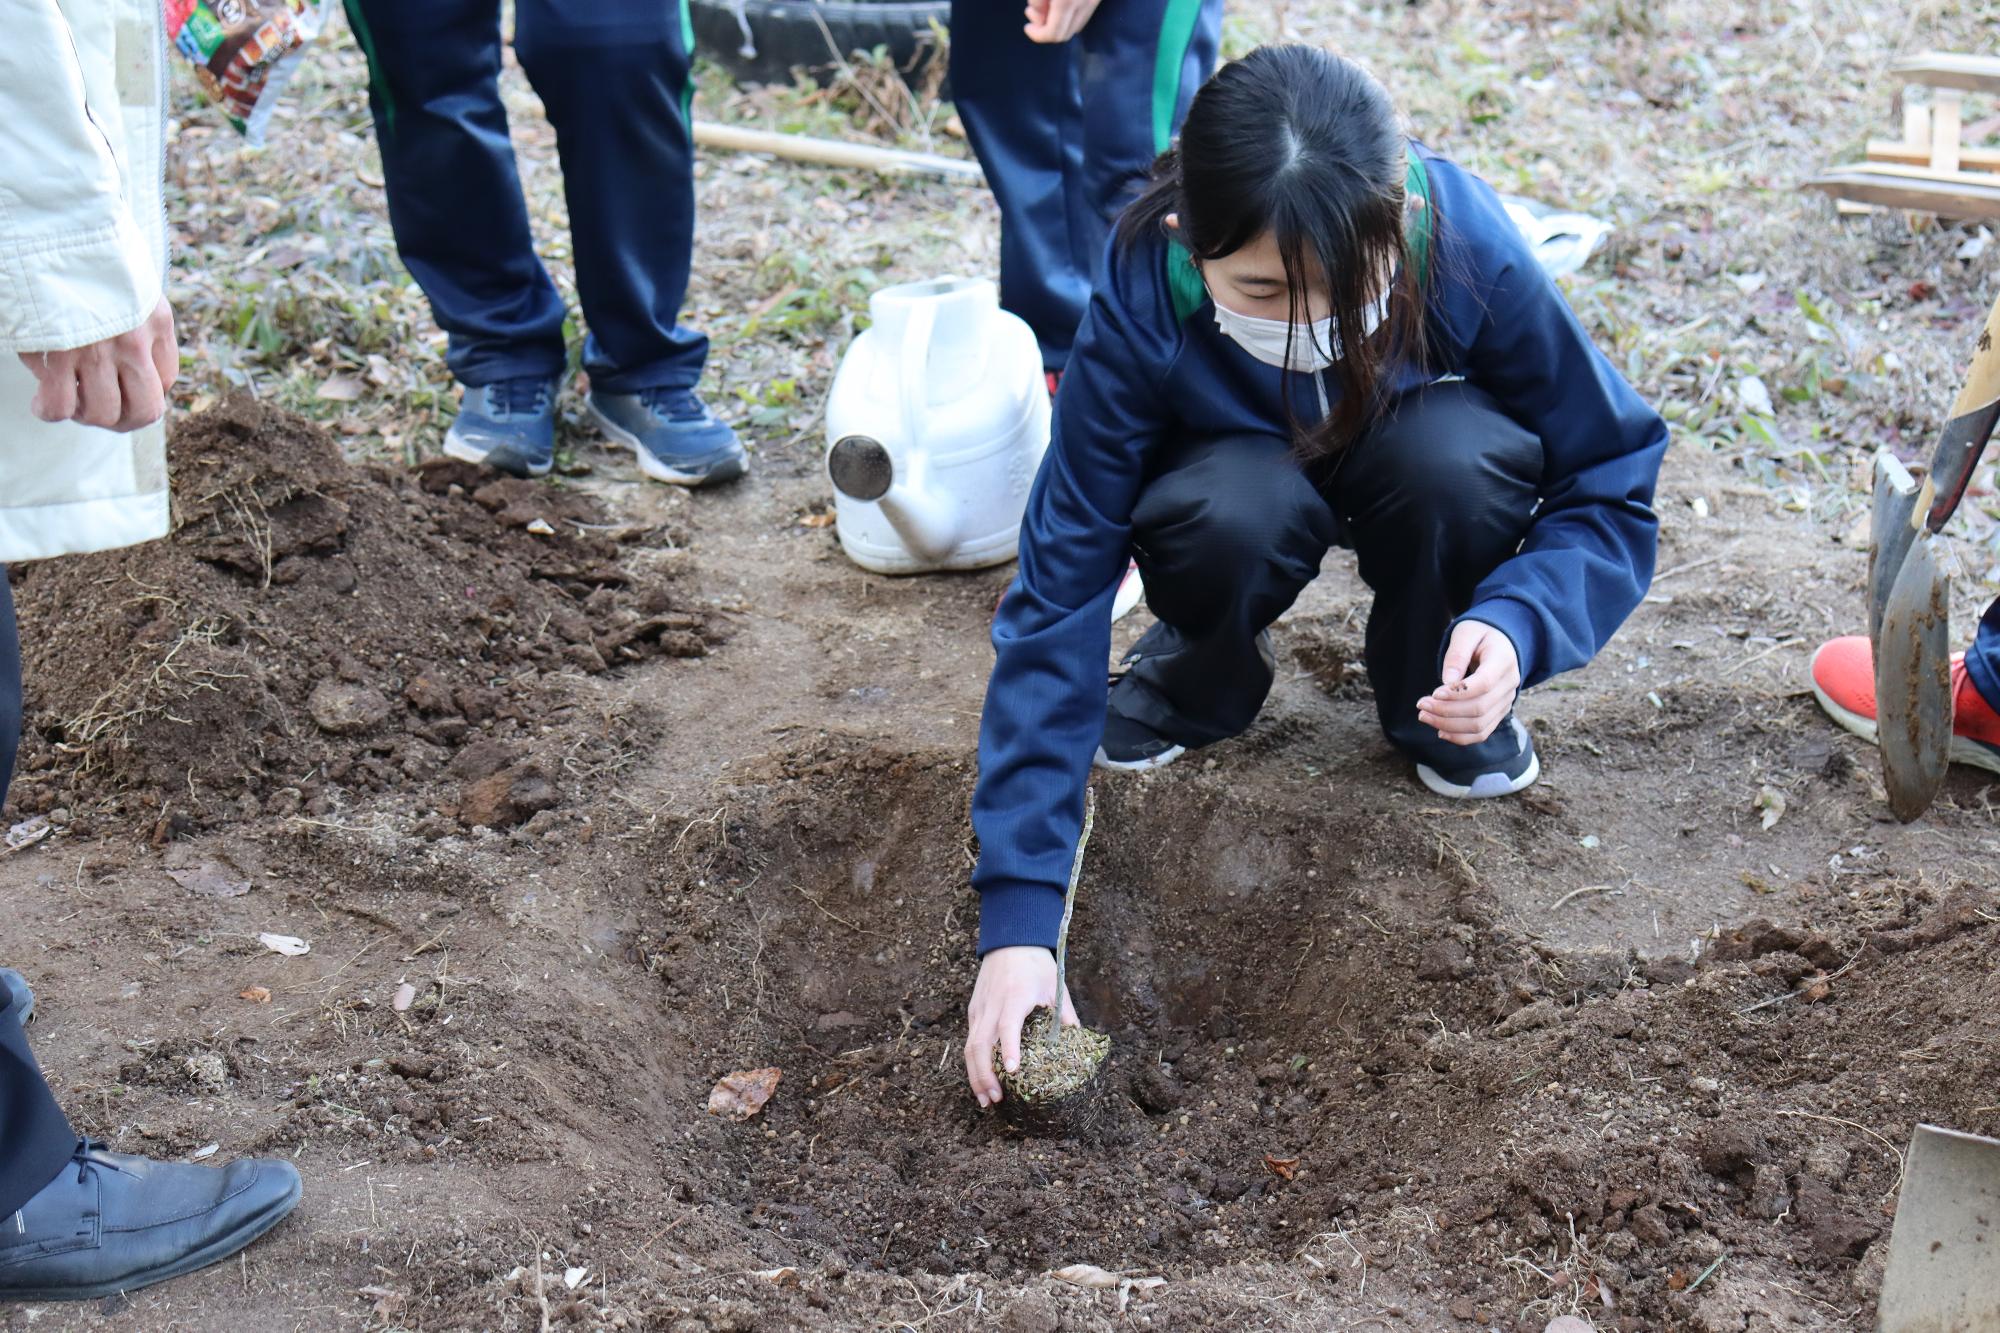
[689,0,950,89]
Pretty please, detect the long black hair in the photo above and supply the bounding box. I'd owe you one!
[1119,45,1428,461]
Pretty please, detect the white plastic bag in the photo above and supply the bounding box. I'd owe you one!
[1501,195,1614,279]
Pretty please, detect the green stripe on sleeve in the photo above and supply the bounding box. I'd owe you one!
[1404,146,1433,287]
[1151,0,1205,154]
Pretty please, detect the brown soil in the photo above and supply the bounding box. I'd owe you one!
[4,391,1997,1331]
[9,2,2000,1327]
[6,399,714,836]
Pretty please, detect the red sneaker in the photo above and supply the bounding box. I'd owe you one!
[1809,635,2000,774]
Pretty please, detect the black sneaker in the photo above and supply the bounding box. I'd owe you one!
[1414,716,1541,799]
[1093,708,1185,772]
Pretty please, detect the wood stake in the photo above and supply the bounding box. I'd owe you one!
[692,121,983,183]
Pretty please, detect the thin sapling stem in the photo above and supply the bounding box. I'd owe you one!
[1049,785,1094,1049]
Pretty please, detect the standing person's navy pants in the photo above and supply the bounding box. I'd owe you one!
[1111,382,1545,776]
[343,0,708,394]
[0,573,79,1218]
[950,0,1223,371]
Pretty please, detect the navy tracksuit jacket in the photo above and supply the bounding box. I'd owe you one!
[971,145,1677,955]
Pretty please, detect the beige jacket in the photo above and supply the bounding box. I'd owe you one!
[0,0,170,564]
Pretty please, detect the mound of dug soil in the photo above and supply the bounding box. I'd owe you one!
[6,399,716,832]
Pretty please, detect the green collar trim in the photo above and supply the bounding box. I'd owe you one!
[1166,143,1435,325]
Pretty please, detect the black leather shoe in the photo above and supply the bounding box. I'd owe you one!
[0,1141,302,1301]
[0,968,31,1027]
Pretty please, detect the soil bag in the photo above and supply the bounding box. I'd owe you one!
[166,0,332,146]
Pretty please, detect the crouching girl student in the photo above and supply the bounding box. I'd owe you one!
[962,45,1670,1105]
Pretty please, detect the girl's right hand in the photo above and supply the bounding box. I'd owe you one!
[963,945,1080,1107]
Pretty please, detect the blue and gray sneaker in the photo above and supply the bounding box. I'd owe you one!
[1415,715,1541,799]
[443,376,559,478]
[2,967,36,1027]
[588,388,748,487]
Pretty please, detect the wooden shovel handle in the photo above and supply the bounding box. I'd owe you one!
[1928,291,2000,531]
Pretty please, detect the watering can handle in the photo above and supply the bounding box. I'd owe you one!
[897,297,935,454]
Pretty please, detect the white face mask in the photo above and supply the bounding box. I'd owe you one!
[1210,286,1392,372]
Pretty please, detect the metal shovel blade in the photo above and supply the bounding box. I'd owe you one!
[1874,530,1952,823]
[1878,1124,2000,1331]
[1868,451,1922,648]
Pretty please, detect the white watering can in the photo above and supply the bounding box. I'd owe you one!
[824,276,1050,574]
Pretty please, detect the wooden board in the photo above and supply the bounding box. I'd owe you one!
[1933,91,1964,172]
[1828,161,2000,189]
[1892,52,2000,96]
[1869,139,2000,171]
[1807,165,2000,220]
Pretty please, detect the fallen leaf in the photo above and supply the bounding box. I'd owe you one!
[1117,1275,1166,1313]
[1052,1264,1123,1289]
[358,1286,405,1320]
[258,933,311,957]
[1735,374,1774,417]
[3,816,51,853]
[167,862,252,898]
[1755,784,1787,831]
[706,1067,781,1121]
[190,1142,219,1161]
[1263,1154,1301,1181]
[752,1267,799,1286]
[317,373,365,402]
[239,986,272,1003]
[393,982,417,1012]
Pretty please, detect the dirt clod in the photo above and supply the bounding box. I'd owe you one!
[458,761,558,829]
[307,680,391,735]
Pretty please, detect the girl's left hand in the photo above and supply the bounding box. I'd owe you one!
[1023,0,1103,43]
[1417,620,1519,745]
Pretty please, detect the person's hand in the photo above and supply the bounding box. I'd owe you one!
[964,945,1079,1107]
[1023,0,1104,43]
[1417,620,1519,746]
[17,296,179,433]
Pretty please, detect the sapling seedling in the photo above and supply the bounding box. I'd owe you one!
[996,787,1111,1133]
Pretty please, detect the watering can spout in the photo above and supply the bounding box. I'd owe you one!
[827,434,961,563]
